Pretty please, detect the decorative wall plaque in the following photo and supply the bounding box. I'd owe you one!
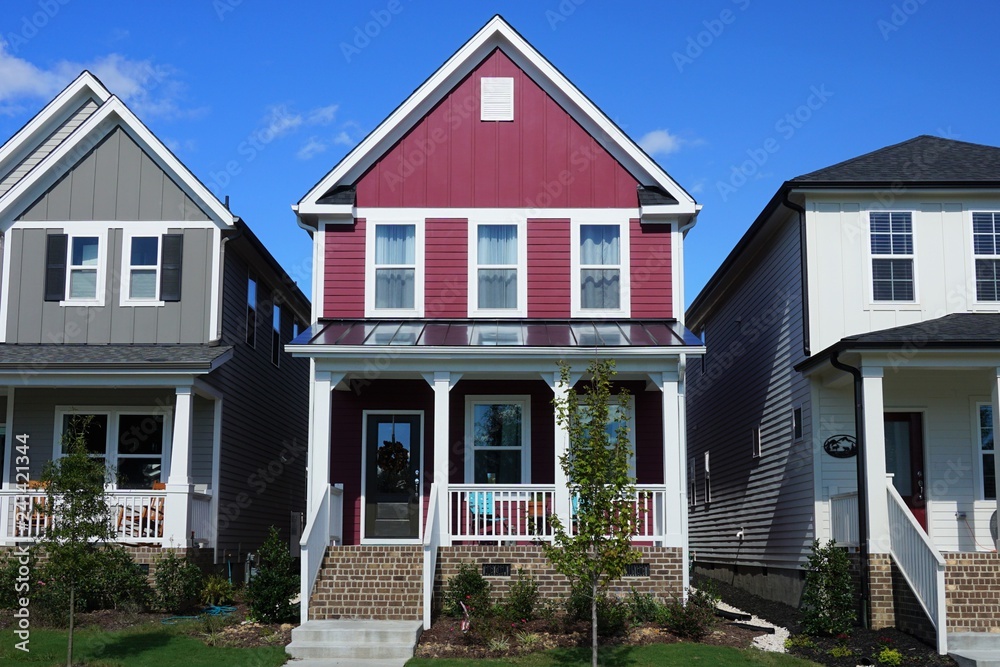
[823,434,858,459]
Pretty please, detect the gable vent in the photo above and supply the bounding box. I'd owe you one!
[481,77,514,121]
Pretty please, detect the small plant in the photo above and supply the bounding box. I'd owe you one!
[801,539,856,636]
[626,588,661,624]
[154,551,204,613]
[486,634,511,653]
[246,526,298,623]
[515,630,541,650]
[499,570,538,622]
[784,634,817,650]
[875,647,903,665]
[445,563,492,618]
[657,588,716,640]
[829,645,854,658]
[201,573,235,606]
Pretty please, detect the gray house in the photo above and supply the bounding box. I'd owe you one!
[0,72,310,569]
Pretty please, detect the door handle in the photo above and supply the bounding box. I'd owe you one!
[917,470,924,501]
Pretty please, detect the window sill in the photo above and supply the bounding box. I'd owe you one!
[120,300,166,308]
[365,308,423,318]
[571,308,630,319]
[59,299,104,308]
[468,308,528,318]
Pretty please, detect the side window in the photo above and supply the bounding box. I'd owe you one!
[271,303,281,367]
[246,273,257,347]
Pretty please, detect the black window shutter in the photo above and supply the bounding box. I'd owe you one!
[160,234,183,302]
[44,234,68,302]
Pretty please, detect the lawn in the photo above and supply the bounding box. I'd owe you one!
[0,624,288,667]
[406,643,822,666]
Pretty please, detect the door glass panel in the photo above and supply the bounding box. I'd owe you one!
[365,414,421,540]
[884,420,912,495]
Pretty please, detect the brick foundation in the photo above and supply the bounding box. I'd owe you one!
[943,551,1000,633]
[309,545,424,621]
[0,543,214,585]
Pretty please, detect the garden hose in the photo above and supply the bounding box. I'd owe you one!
[161,604,237,624]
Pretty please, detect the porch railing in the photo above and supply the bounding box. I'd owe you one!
[191,492,214,547]
[447,484,668,542]
[830,491,859,546]
[299,483,343,624]
[5,490,169,545]
[422,483,440,631]
[886,481,947,655]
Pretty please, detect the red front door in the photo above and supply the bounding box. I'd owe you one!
[884,412,926,531]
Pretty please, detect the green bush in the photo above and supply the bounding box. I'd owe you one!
[657,588,717,640]
[564,583,629,637]
[0,549,33,610]
[246,526,298,623]
[445,562,492,618]
[154,551,204,613]
[201,573,235,607]
[498,570,538,622]
[91,546,151,610]
[625,588,662,624]
[801,539,856,636]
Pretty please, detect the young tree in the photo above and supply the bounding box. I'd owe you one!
[40,415,115,667]
[542,360,641,667]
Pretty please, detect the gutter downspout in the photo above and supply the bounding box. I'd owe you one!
[781,192,810,357]
[829,349,871,630]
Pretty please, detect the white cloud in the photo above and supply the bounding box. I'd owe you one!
[690,179,706,194]
[307,104,338,126]
[333,131,353,146]
[639,129,683,157]
[296,136,328,160]
[295,121,364,160]
[259,104,303,140]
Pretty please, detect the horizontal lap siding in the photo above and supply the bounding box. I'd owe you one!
[323,219,365,318]
[527,219,570,317]
[630,219,672,318]
[354,49,639,208]
[425,219,468,317]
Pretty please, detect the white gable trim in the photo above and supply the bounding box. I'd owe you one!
[0,96,235,230]
[0,72,110,181]
[298,15,696,212]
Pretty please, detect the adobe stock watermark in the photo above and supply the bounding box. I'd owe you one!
[877,0,929,41]
[341,0,409,64]
[213,0,245,21]
[208,107,300,193]
[4,0,72,54]
[716,84,833,202]
[545,0,587,30]
[12,433,32,652]
[673,0,751,73]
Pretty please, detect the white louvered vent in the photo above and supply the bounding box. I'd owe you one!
[481,77,514,121]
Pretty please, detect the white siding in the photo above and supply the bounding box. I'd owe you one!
[687,211,814,569]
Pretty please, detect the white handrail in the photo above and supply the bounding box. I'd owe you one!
[329,484,344,546]
[299,484,332,625]
[885,481,947,655]
[422,483,440,631]
[830,492,859,546]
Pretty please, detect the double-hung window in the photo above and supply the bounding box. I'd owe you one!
[978,404,996,501]
[120,233,182,305]
[44,233,104,304]
[471,223,525,316]
[870,211,914,302]
[69,237,100,300]
[973,212,1000,302]
[465,396,530,484]
[581,225,621,310]
[372,223,418,313]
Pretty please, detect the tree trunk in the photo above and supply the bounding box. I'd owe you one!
[591,581,598,667]
[67,584,74,667]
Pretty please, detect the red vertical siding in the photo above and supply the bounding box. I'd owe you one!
[527,218,571,317]
[323,219,366,319]
[633,388,664,485]
[630,218,673,318]
[425,218,468,317]
[354,49,640,208]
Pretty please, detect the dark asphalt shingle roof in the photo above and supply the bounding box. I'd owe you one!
[792,135,1000,184]
[637,185,679,206]
[0,344,232,368]
[841,313,1000,345]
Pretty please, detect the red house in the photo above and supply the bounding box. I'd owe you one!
[288,15,703,648]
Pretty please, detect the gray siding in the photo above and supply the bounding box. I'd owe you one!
[0,99,100,197]
[686,212,814,573]
[19,127,209,222]
[6,226,213,344]
[192,395,214,486]
[206,245,309,555]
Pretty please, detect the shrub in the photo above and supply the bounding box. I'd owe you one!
[0,549,33,610]
[91,546,151,610]
[201,573,235,607]
[154,551,204,613]
[445,563,492,618]
[657,588,717,640]
[564,583,629,637]
[875,647,903,666]
[498,570,538,622]
[801,539,856,636]
[626,588,661,624]
[246,526,298,623]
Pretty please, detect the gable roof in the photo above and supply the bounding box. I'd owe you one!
[296,15,696,220]
[793,135,1000,185]
[0,71,235,229]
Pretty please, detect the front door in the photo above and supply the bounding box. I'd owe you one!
[884,412,926,531]
[364,413,422,540]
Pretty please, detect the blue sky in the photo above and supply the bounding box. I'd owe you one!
[2,0,998,309]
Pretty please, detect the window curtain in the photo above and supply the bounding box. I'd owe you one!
[580,225,620,309]
[478,225,517,309]
[375,225,416,309]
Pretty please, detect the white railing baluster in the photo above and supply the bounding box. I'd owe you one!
[830,492,860,546]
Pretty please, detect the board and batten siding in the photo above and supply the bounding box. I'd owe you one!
[0,99,101,197]
[5,226,214,344]
[687,212,813,570]
[206,243,309,555]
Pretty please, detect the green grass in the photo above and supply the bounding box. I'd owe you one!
[405,643,822,667]
[0,623,287,667]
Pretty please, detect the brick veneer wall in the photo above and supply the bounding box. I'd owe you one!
[0,544,214,585]
[309,545,424,621]
[943,552,1000,633]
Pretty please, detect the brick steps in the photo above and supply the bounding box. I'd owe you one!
[308,546,423,621]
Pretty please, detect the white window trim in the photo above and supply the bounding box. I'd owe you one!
[704,451,711,503]
[792,405,804,441]
[365,219,425,317]
[61,229,107,307]
[973,401,996,503]
[970,211,1000,305]
[570,216,631,318]
[751,425,761,459]
[467,219,528,317]
[866,210,918,306]
[464,395,531,484]
[120,227,168,307]
[359,409,424,545]
[53,405,174,490]
[688,457,696,506]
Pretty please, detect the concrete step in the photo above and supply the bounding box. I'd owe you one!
[951,634,1000,651]
[286,620,422,663]
[287,660,408,667]
[948,650,1000,667]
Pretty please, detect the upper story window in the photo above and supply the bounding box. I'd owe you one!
[127,237,159,300]
[973,212,1000,302]
[69,236,100,300]
[367,222,423,316]
[271,303,281,367]
[869,211,914,302]
[572,220,629,317]
[44,233,105,305]
[246,273,257,347]
[470,222,526,316]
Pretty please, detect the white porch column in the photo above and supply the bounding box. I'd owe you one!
[991,368,1000,551]
[164,386,194,547]
[308,370,335,518]
[551,373,573,531]
[430,372,455,547]
[659,370,685,549]
[861,366,890,552]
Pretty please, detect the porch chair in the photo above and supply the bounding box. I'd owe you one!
[469,490,502,536]
[13,480,50,537]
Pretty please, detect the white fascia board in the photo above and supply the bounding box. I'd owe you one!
[299,16,694,208]
[288,344,705,361]
[0,372,205,387]
[0,97,235,229]
[295,202,354,218]
[0,72,110,177]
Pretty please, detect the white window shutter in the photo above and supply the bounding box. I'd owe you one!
[481,77,514,121]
